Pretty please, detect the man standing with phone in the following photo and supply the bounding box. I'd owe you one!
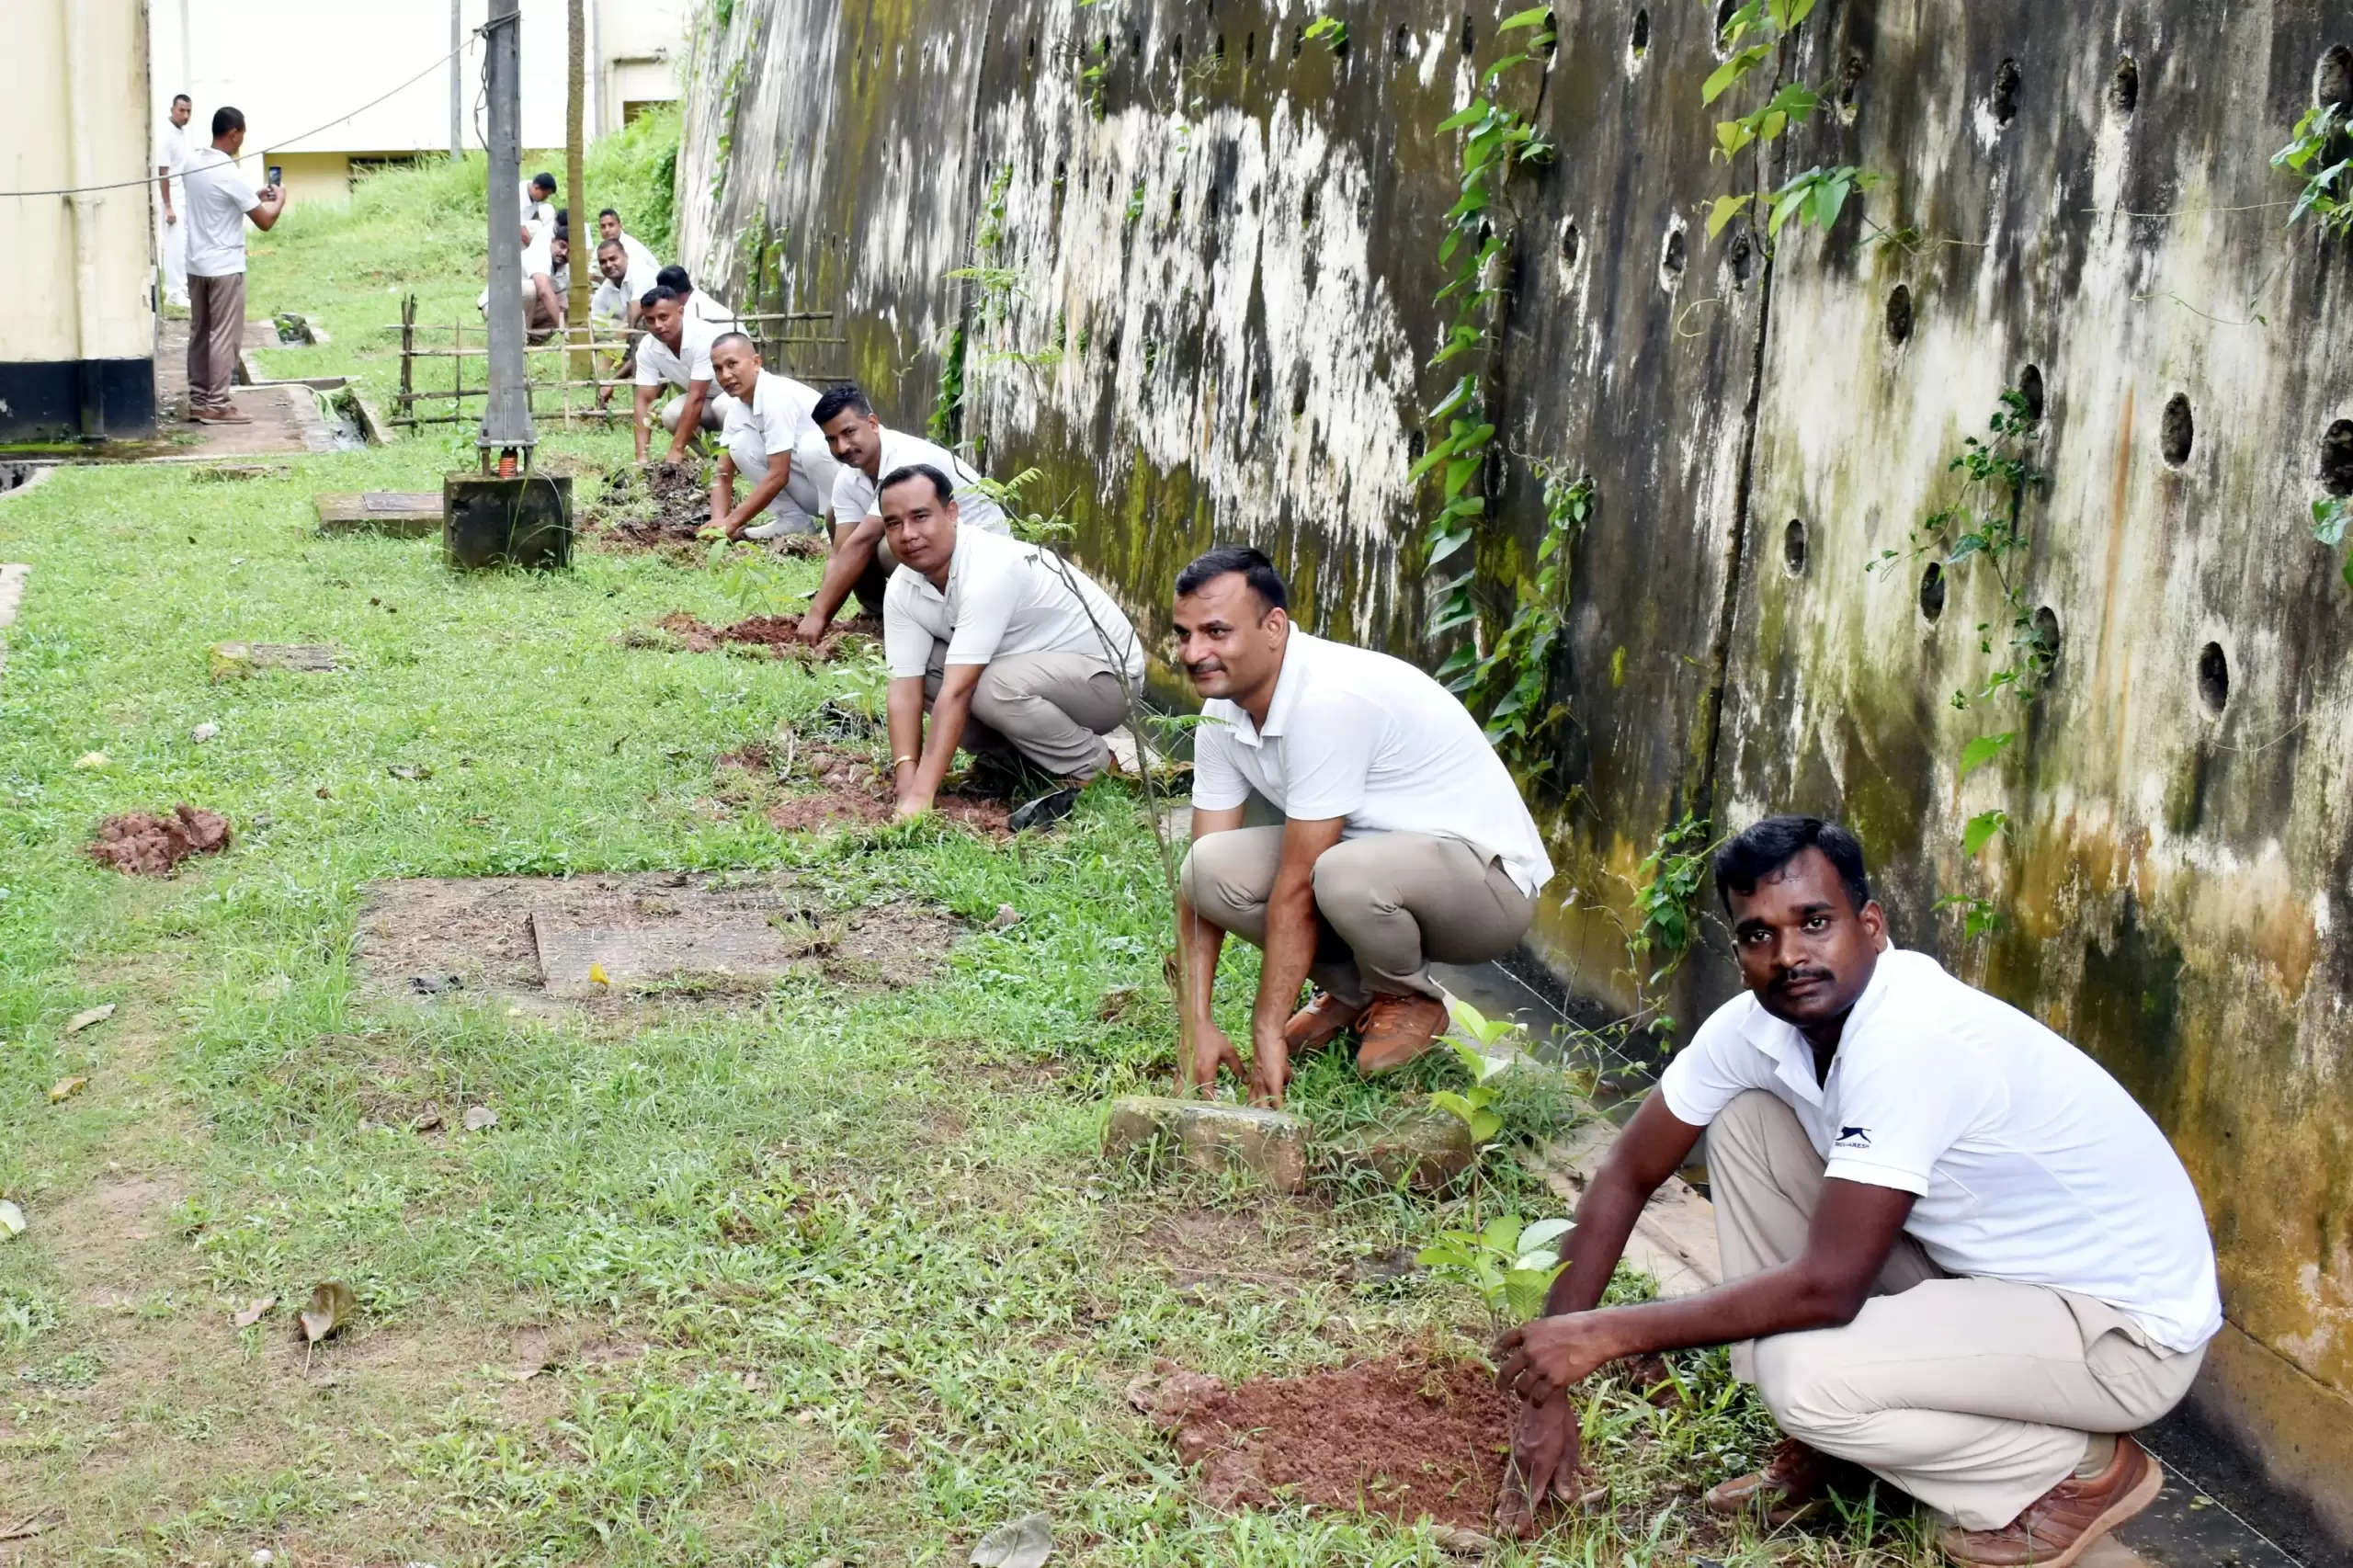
[153,94,193,310]
[179,107,286,425]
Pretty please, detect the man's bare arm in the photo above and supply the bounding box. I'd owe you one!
[885,676,926,807]
[721,455,791,537]
[1176,804,1247,1094]
[633,384,658,461]
[1247,814,1347,1106]
[903,663,983,812]
[801,514,882,639]
[664,379,710,464]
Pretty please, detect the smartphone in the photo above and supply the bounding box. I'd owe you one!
[267,165,283,188]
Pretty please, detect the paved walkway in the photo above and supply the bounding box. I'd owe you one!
[153,316,342,460]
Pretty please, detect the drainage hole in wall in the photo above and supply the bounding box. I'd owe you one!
[1026,36,1037,64]
[1991,57,2022,124]
[1885,283,1914,345]
[1542,12,1559,55]
[1561,220,1583,268]
[1728,227,1756,287]
[1918,562,1947,622]
[2197,642,2230,716]
[1461,12,1476,56]
[2316,43,2352,108]
[2160,392,2194,467]
[1838,54,1869,114]
[1245,31,1256,63]
[2324,419,2353,494]
[1131,29,1142,58]
[1630,7,1650,60]
[1712,0,1739,48]
[2018,363,2045,423]
[1291,378,1310,419]
[2109,54,2139,115]
[1660,223,1687,282]
[1395,24,1413,57]
[1782,518,1808,576]
[2030,606,2061,676]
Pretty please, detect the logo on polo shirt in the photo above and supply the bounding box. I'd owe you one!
[1836,1125,1872,1150]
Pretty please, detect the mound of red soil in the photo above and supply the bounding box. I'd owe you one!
[1142,1358,1514,1530]
[763,742,1011,837]
[88,804,233,877]
[653,611,879,662]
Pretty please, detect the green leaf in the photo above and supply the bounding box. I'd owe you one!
[1499,6,1552,29]
[1426,528,1477,571]
[1811,176,1851,232]
[1504,1265,1564,1323]
[1957,732,2015,781]
[1427,376,1478,424]
[1436,100,1490,134]
[1962,809,2009,856]
[1406,437,1461,485]
[1428,1090,1480,1129]
[1469,1108,1504,1144]
[1481,1214,1525,1255]
[1707,192,1753,238]
[1519,1217,1574,1255]
[1768,183,1810,235]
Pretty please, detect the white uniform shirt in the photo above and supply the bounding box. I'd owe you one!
[155,120,189,188]
[180,147,261,278]
[726,369,824,459]
[684,290,739,330]
[1190,631,1555,897]
[831,428,1006,534]
[884,525,1143,681]
[616,231,659,276]
[591,257,658,325]
[634,314,723,390]
[1661,949,2222,1353]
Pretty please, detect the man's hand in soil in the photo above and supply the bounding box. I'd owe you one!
[1183,1022,1245,1097]
[1495,1311,1623,1406]
[1247,1022,1291,1108]
[1494,1394,1582,1540]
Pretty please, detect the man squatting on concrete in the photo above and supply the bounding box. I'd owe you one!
[878,464,1142,821]
[1491,816,2220,1565]
[1173,549,1555,1106]
[706,334,842,541]
[797,384,1009,644]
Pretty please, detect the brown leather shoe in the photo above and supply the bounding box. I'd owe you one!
[1703,1437,1859,1524]
[1284,992,1365,1053]
[1353,992,1449,1074]
[1938,1436,2163,1568]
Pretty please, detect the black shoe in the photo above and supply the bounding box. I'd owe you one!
[1008,786,1083,833]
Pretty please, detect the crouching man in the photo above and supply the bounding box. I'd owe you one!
[631,287,725,466]
[880,464,1142,825]
[1172,548,1553,1107]
[1492,816,2220,1565]
[707,333,841,541]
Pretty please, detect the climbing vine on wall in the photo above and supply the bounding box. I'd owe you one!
[1410,7,1560,777]
[1700,0,1879,243]
[2273,102,2351,238]
[1872,387,2048,938]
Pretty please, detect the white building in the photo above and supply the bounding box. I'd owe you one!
[148,0,688,206]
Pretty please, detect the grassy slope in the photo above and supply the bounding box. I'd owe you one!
[0,142,1922,1567]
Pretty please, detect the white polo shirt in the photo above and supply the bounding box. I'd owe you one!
[181,147,261,278]
[832,428,1006,534]
[635,314,723,390]
[1190,631,1554,897]
[591,256,657,325]
[616,230,660,275]
[883,526,1144,681]
[155,120,189,187]
[727,369,824,459]
[1661,949,2222,1353]
[685,290,740,330]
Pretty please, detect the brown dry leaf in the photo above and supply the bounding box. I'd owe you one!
[1097,986,1138,1023]
[410,1106,445,1133]
[992,903,1022,929]
[299,1280,357,1344]
[47,1076,87,1104]
[233,1295,277,1328]
[64,1004,116,1034]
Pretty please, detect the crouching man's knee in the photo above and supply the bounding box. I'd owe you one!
[1753,1331,1870,1449]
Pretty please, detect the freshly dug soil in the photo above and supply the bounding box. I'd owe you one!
[585,462,708,551]
[1142,1358,1514,1530]
[761,741,1011,837]
[653,611,879,662]
[88,805,233,876]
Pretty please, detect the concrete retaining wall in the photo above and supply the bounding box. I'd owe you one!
[675,0,2353,1538]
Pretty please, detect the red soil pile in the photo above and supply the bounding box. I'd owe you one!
[589,462,707,551]
[654,611,879,662]
[761,742,1011,837]
[1142,1358,1515,1530]
[87,804,233,877]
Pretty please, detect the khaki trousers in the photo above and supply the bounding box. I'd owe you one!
[1713,1091,2205,1530]
[186,272,245,413]
[921,642,1130,780]
[1179,826,1535,1004]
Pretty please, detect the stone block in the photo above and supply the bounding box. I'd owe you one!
[443,473,573,571]
[1329,1109,1477,1191]
[1104,1095,1308,1193]
[314,491,441,538]
[209,642,343,681]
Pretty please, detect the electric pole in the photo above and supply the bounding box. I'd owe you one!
[478,0,533,468]
[566,0,591,381]
[449,0,464,158]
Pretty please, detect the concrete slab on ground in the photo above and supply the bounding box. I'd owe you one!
[153,316,344,458]
[0,563,28,676]
[315,491,441,538]
[529,907,828,1000]
[1104,1095,1308,1193]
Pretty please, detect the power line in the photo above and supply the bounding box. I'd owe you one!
[0,34,480,200]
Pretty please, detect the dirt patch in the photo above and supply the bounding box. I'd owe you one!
[1142,1357,1514,1530]
[85,805,232,876]
[581,461,707,551]
[651,610,879,662]
[351,871,965,1005]
[763,740,1012,838]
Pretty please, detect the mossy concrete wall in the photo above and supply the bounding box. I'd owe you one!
[676,1,2353,1536]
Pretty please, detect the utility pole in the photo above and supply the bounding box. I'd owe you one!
[449,0,464,158]
[565,0,591,382]
[478,0,533,469]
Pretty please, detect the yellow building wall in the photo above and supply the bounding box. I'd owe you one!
[265,151,355,207]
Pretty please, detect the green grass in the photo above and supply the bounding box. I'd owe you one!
[0,146,1938,1566]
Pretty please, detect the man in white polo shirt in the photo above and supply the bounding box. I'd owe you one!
[1172,548,1555,1105]
[597,208,660,276]
[1489,816,2220,1566]
[179,106,287,425]
[880,463,1141,824]
[798,382,1008,642]
[631,287,726,465]
[154,94,193,309]
[706,333,840,541]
